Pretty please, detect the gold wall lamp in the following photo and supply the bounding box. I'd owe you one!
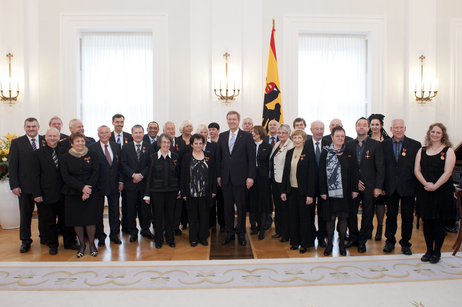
[414,55,438,103]
[214,53,240,104]
[0,53,20,106]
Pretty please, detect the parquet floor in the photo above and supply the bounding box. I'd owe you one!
[0,209,459,262]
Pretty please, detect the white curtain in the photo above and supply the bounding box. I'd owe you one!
[298,35,366,136]
[81,33,153,138]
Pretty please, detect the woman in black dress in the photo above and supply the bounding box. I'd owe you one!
[249,126,272,240]
[144,133,180,249]
[415,123,455,263]
[368,113,390,240]
[181,134,216,247]
[60,132,100,258]
[320,126,359,256]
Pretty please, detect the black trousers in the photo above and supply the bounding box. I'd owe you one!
[209,186,225,228]
[287,188,314,248]
[126,188,151,236]
[188,196,210,243]
[42,200,76,248]
[96,193,120,240]
[272,181,290,240]
[121,189,128,230]
[348,191,375,245]
[222,182,246,238]
[313,195,327,242]
[152,191,176,244]
[19,193,46,244]
[173,198,184,231]
[385,191,415,247]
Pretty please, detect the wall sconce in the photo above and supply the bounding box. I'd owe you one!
[214,53,240,103]
[0,53,20,106]
[414,55,438,103]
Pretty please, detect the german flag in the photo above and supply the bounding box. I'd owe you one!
[262,19,284,130]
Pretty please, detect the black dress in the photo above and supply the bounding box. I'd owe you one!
[60,150,100,226]
[416,147,453,220]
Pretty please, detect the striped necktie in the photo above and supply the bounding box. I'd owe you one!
[52,149,58,168]
[229,133,236,154]
[136,144,141,161]
[31,138,37,151]
[270,136,275,147]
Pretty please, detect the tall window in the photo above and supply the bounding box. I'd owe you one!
[298,35,368,135]
[80,33,153,137]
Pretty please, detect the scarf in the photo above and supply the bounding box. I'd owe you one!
[69,147,88,158]
[324,143,345,198]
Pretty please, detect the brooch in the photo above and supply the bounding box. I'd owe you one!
[441,152,445,160]
[116,155,119,163]
[205,156,210,162]
[125,138,128,144]
[300,154,306,161]
[175,144,179,150]
[42,139,46,146]
[365,150,370,159]
[172,159,177,166]
[141,146,146,153]
[84,157,91,164]
[402,148,406,156]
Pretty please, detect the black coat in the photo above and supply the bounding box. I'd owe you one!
[120,141,152,191]
[60,150,100,196]
[88,141,123,196]
[30,145,65,203]
[382,136,421,196]
[110,131,133,147]
[304,138,331,195]
[250,142,273,213]
[281,146,317,197]
[145,151,180,194]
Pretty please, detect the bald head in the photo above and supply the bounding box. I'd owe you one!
[329,118,343,133]
[45,128,60,148]
[268,119,279,136]
[310,121,325,141]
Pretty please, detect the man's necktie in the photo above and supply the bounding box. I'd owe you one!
[395,143,400,162]
[31,138,37,151]
[52,149,58,168]
[229,133,236,154]
[271,136,275,147]
[315,142,321,165]
[117,134,121,144]
[136,144,141,161]
[104,144,112,166]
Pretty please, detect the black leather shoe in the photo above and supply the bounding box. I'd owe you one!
[222,236,235,245]
[290,245,299,250]
[318,239,327,248]
[110,238,122,245]
[142,232,155,240]
[64,244,80,250]
[238,237,247,246]
[375,226,383,241]
[429,255,440,264]
[258,234,265,240]
[49,247,58,255]
[190,242,197,247]
[168,242,176,248]
[339,248,347,256]
[401,246,412,255]
[174,229,182,236]
[155,242,162,249]
[219,226,226,232]
[299,248,307,254]
[280,238,289,243]
[358,244,367,253]
[272,234,282,238]
[250,225,256,231]
[324,247,332,256]
[129,235,138,242]
[383,243,395,253]
[421,254,431,262]
[200,240,208,246]
[250,229,259,235]
[345,241,359,248]
[265,224,271,230]
[19,243,31,253]
[98,239,106,247]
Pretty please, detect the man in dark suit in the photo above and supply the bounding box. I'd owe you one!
[9,117,47,253]
[304,120,331,248]
[121,125,154,242]
[345,117,385,253]
[59,119,96,149]
[49,116,68,140]
[143,121,159,146]
[88,125,124,246]
[30,128,78,255]
[216,110,256,246]
[382,119,421,255]
[293,117,312,138]
[323,118,353,142]
[264,119,279,146]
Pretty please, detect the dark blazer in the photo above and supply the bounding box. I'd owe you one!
[121,141,152,191]
[9,134,46,194]
[180,151,217,208]
[346,137,385,194]
[88,141,123,196]
[305,138,332,195]
[59,136,96,149]
[255,142,272,178]
[143,134,157,146]
[264,134,279,145]
[60,133,69,140]
[216,129,256,186]
[110,131,133,147]
[174,136,188,164]
[30,145,65,203]
[204,140,217,160]
[382,136,421,196]
[281,146,316,197]
[323,134,353,143]
[60,149,100,196]
[145,151,180,194]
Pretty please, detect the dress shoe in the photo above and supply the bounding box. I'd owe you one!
[129,235,138,242]
[98,239,106,247]
[272,233,282,238]
[49,247,58,255]
[190,242,197,247]
[64,244,80,250]
[155,242,162,249]
[429,255,440,264]
[219,226,226,232]
[40,239,48,245]
[250,229,259,235]
[258,234,265,240]
[345,241,359,248]
[19,243,31,253]
[421,254,431,262]
[339,248,347,256]
[222,236,235,245]
[324,247,332,256]
[299,248,307,254]
[445,226,458,233]
[358,244,367,253]
[401,246,412,255]
[280,238,289,243]
[168,242,176,248]
[250,225,256,231]
[174,229,183,236]
[383,243,395,253]
[290,245,299,250]
[238,237,247,246]
[90,250,98,257]
[265,224,271,230]
[375,225,383,241]
[76,251,84,258]
[318,239,327,248]
[200,240,208,246]
[142,232,155,240]
[110,237,122,245]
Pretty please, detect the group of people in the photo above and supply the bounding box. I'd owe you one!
[8,112,457,263]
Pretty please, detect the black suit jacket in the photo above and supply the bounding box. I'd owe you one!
[305,138,331,195]
[143,134,158,146]
[204,140,217,159]
[121,141,152,191]
[255,142,272,178]
[281,146,316,197]
[346,137,385,194]
[30,145,64,203]
[382,136,421,196]
[110,131,133,148]
[173,136,187,165]
[59,133,69,140]
[88,141,123,196]
[216,129,256,186]
[9,134,46,194]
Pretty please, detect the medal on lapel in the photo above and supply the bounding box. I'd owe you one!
[441,152,445,160]
[365,150,370,159]
[402,148,406,156]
